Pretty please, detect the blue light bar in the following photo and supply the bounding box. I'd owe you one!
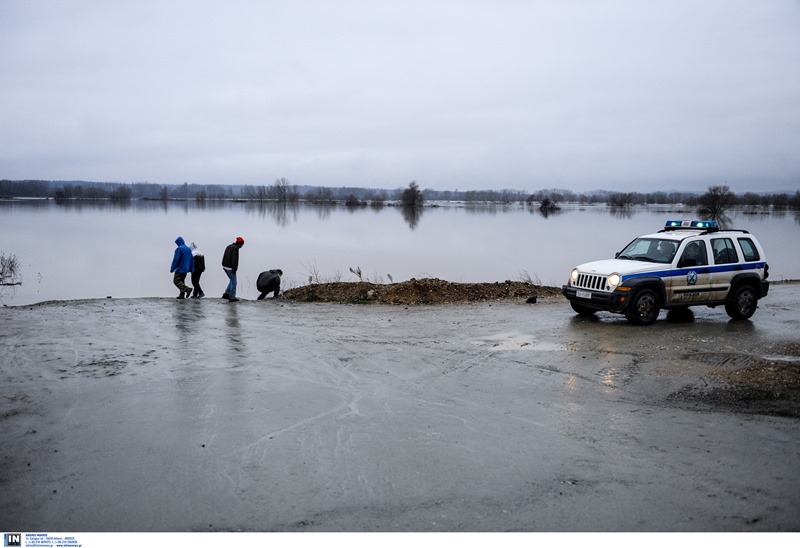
[664,220,718,230]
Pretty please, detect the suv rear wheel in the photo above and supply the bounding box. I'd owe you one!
[625,288,660,326]
[725,285,757,320]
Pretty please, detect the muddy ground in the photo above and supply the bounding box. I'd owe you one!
[1,280,798,532]
[284,278,800,418]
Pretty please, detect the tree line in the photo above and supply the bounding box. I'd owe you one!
[1,178,799,209]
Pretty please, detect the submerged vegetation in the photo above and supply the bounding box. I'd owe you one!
[0,252,20,284]
[2,179,799,211]
[0,251,21,302]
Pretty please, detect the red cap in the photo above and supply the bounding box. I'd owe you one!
[235,236,244,244]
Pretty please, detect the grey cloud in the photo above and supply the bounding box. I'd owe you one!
[1,0,799,192]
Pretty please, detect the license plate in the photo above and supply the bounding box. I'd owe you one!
[576,290,592,299]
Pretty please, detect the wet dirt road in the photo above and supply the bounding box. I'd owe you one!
[1,287,799,531]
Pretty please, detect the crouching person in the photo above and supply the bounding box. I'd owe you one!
[256,269,283,300]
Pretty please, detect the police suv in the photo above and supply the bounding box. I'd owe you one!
[562,220,770,325]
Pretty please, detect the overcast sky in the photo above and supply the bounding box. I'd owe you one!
[1,0,799,193]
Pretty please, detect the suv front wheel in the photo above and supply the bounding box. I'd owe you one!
[725,285,757,320]
[625,288,660,326]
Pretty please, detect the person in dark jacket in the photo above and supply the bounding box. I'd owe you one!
[169,236,194,298]
[190,242,206,298]
[256,269,283,300]
[221,236,244,302]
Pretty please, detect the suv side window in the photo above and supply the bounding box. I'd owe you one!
[679,240,708,266]
[738,238,761,262]
[711,238,738,264]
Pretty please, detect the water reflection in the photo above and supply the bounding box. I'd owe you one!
[171,301,206,359]
[225,304,245,358]
[314,203,335,220]
[464,204,497,216]
[533,205,564,219]
[722,318,756,335]
[608,207,634,219]
[47,199,135,212]
[243,202,299,227]
[569,314,601,325]
[0,284,20,305]
[345,202,366,213]
[712,212,733,229]
[174,305,191,334]
[400,204,423,229]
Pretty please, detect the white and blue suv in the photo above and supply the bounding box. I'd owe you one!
[562,220,770,325]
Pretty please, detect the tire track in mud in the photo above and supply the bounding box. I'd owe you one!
[476,329,646,395]
[219,322,395,460]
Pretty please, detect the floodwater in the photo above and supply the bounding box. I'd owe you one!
[1,200,799,305]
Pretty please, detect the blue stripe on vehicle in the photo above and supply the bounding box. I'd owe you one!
[620,262,765,283]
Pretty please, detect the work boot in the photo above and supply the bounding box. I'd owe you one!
[222,293,229,299]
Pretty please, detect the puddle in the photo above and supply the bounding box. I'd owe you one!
[758,354,800,364]
[687,352,800,367]
[481,334,566,352]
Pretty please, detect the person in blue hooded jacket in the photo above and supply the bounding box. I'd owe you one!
[169,236,194,299]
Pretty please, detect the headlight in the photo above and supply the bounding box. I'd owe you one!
[570,268,579,283]
[607,273,621,287]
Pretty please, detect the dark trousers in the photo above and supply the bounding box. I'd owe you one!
[257,282,280,300]
[191,271,203,297]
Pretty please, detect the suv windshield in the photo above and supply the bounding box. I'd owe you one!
[617,238,678,264]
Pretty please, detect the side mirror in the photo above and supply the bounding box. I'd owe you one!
[678,258,697,268]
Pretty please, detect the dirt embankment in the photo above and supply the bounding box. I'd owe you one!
[283,278,563,305]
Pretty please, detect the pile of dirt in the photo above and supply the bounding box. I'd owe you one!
[283,278,563,305]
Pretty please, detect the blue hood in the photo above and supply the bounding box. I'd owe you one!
[170,236,193,273]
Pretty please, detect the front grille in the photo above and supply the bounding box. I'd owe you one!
[575,273,608,291]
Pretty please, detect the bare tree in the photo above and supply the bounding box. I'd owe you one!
[345,194,363,207]
[269,178,291,202]
[698,185,736,218]
[109,185,132,202]
[791,191,800,210]
[607,192,636,207]
[306,187,335,204]
[1,252,21,301]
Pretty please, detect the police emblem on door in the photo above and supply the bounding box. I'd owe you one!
[687,271,697,285]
